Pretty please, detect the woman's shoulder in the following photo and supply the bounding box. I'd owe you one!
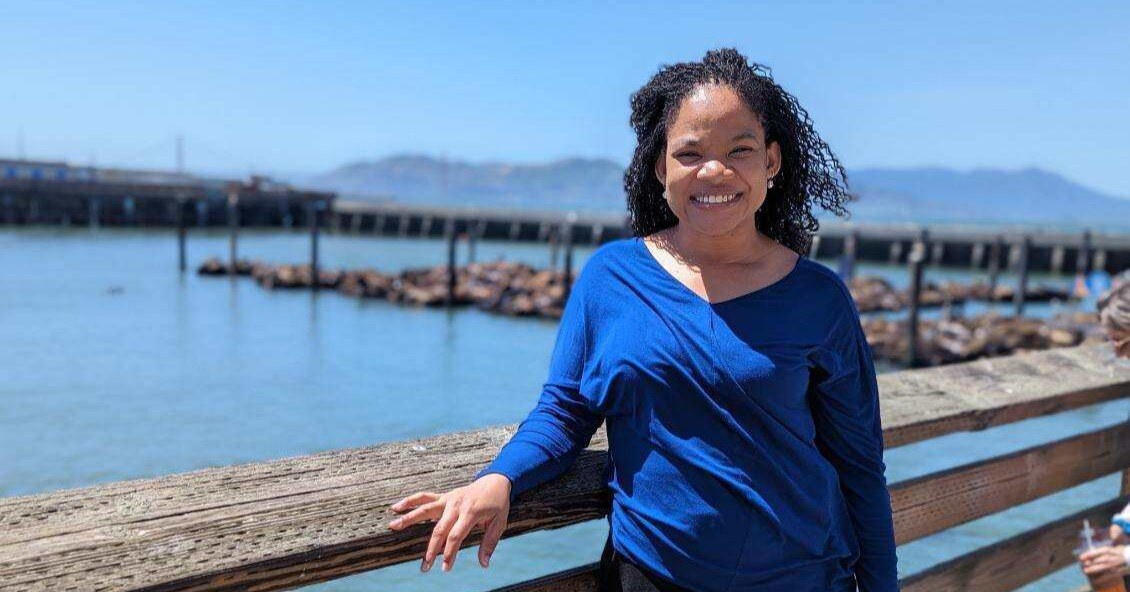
[788,256,859,316]
[577,236,639,276]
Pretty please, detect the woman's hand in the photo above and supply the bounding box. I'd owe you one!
[387,473,513,572]
[1111,523,1127,544]
[1079,545,1128,577]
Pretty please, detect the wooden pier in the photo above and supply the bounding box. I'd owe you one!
[330,201,1130,275]
[0,344,1127,591]
[1,164,1129,275]
[0,175,333,228]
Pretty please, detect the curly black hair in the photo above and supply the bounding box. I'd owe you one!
[624,48,854,256]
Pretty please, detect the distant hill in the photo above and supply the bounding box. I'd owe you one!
[308,154,623,213]
[306,155,1130,231]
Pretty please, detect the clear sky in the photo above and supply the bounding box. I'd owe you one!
[3,1,1129,196]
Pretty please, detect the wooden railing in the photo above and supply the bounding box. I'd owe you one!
[1,343,1127,592]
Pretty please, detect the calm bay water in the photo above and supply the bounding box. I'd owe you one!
[1,228,1125,591]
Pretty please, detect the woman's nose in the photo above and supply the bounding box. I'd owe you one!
[698,160,730,180]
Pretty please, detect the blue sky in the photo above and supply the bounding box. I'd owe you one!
[3,1,1129,196]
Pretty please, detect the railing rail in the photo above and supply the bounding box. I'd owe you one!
[0,344,1126,592]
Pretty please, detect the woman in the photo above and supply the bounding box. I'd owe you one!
[388,48,898,592]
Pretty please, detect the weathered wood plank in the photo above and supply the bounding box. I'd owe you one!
[878,343,1129,447]
[891,421,1130,544]
[899,496,1129,592]
[0,344,1126,591]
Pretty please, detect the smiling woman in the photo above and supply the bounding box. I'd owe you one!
[388,48,895,592]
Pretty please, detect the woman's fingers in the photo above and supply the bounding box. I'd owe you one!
[478,514,507,568]
[387,500,443,530]
[423,503,458,572]
[441,511,478,572]
[390,491,440,514]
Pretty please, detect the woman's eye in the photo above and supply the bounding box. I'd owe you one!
[731,147,752,156]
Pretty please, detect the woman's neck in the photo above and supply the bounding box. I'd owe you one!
[665,223,771,268]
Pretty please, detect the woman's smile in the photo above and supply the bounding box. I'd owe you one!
[690,191,744,209]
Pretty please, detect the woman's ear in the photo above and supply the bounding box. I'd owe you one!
[654,152,666,188]
[767,141,782,180]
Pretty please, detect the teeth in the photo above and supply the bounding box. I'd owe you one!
[693,193,739,204]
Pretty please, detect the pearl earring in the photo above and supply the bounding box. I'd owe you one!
[768,178,775,189]
[663,189,670,200]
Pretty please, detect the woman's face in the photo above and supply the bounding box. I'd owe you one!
[655,83,781,237]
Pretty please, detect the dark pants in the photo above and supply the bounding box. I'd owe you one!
[598,533,696,592]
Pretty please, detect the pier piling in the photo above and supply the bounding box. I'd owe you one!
[309,201,320,292]
[987,236,1003,301]
[227,191,239,277]
[444,217,457,306]
[839,230,859,281]
[1078,229,1093,275]
[562,215,576,303]
[176,197,187,272]
[467,219,482,264]
[548,224,561,272]
[89,198,101,229]
[906,239,926,368]
[1013,236,1031,317]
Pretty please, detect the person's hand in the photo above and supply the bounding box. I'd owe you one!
[1111,523,1127,544]
[387,473,512,572]
[1079,545,1127,577]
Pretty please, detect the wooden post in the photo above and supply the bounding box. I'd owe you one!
[839,231,859,281]
[227,190,239,276]
[1050,245,1065,275]
[906,239,926,369]
[176,198,187,273]
[88,197,101,229]
[467,219,481,264]
[2,194,12,225]
[27,197,39,224]
[444,217,457,307]
[810,234,821,259]
[1094,249,1107,273]
[374,213,385,235]
[888,241,904,266]
[930,241,944,266]
[971,242,985,270]
[308,201,320,292]
[397,213,409,237]
[548,224,561,272]
[562,215,576,303]
[1077,229,1093,276]
[591,223,604,246]
[1013,236,1031,317]
[509,219,521,241]
[987,235,1003,302]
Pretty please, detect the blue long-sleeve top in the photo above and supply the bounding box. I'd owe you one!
[476,236,898,592]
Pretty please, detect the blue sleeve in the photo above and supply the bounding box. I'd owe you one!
[810,298,898,592]
[474,261,604,503]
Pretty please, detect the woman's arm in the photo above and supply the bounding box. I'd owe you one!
[809,298,898,592]
[475,263,604,503]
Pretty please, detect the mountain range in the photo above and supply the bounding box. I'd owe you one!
[302,154,1130,231]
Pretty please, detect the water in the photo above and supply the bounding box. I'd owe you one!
[0,228,1124,591]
